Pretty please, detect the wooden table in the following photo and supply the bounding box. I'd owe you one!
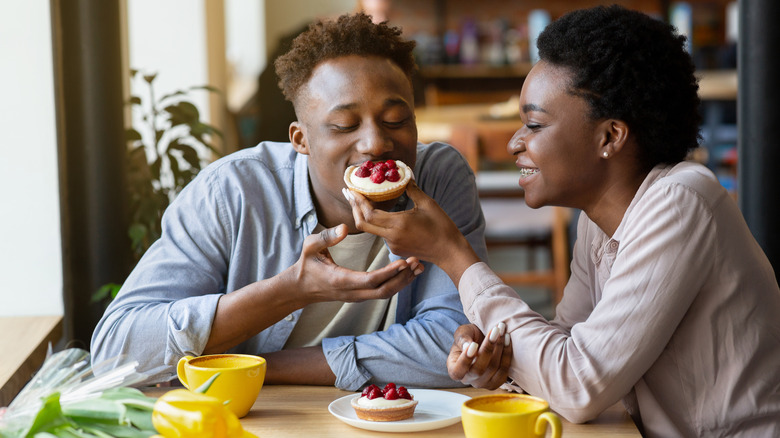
[145,385,640,437]
[0,315,63,406]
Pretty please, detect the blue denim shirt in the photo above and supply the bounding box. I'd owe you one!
[91,141,487,390]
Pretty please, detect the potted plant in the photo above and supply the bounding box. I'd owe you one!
[92,70,223,306]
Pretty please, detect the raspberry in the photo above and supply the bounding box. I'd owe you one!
[385,168,400,182]
[367,388,382,400]
[375,162,389,173]
[384,388,399,400]
[354,167,370,178]
[383,382,396,392]
[385,160,397,169]
[397,386,412,400]
[370,167,386,184]
[362,384,379,397]
[361,161,375,169]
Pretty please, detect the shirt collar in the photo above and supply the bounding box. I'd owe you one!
[611,163,674,243]
[293,153,316,230]
[590,163,675,266]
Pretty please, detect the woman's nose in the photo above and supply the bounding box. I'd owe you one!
[507,128,526,155]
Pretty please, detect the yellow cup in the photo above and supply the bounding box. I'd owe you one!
[177,354,266,418]
[461,394,562,438]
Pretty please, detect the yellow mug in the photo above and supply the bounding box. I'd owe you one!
[461,394,562,438]
[177,354,266,418]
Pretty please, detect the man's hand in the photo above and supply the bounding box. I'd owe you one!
[205,224,422,354]
[283,224,423,306]
[447,323,512,390]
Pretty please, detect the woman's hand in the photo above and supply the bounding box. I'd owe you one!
[342,182,480,283]
[447,323,512,390]
[284,224,424,305]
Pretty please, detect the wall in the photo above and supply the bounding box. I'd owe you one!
[126,0,211,140]
[264,0,357,63]
[0,2,64,316]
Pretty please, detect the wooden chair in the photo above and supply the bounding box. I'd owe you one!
[478,194,570,305]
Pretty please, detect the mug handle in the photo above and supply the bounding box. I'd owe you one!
[535,411,562,438]
[176,356,194,389]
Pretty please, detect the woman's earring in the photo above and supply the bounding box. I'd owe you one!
[602,151,609,158]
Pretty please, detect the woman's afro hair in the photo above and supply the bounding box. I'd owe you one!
[274,13,417,105]
[537,5,701,169]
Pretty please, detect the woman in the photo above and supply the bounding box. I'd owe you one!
[343,5,780,437]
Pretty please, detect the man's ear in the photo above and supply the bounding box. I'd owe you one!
[290,121,309,155]
[597,119,629,158]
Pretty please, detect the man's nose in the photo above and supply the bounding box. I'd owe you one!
[358,124,393,155]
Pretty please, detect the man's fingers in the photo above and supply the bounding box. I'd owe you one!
[305,224,348,255]
[324,259,420,302]
[342,188,401,234]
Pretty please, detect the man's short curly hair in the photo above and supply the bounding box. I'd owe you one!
[537,5,701,169]
[274,13,417,105]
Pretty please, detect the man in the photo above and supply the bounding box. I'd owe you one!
[91,13,486,391]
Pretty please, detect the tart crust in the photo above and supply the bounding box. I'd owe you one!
[350,396,418,422]
[343,160,413,202]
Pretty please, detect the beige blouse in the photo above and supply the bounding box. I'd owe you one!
[459,162,780,437]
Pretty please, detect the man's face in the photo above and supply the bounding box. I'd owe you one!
[291,55,417,220]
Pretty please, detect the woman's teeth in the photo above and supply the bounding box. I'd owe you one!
[519,168,540,177]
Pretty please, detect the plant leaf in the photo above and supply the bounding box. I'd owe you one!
[24,392,69,437]
[125,129,142,142]
[194,372,221,394]
[169,142,200,169]
[164,101,200,126]
[62,399,127,424]
[189,84,222,94]
[91,283,121,304]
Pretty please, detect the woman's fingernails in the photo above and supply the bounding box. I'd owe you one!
[505,333,511,346]
[342,188,354,202]
[489,327,500,343]
[498,322,507,336]
[466,342,478,358]
[414,267,423,276]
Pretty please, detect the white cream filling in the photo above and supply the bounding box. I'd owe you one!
[355,396,413,408]
[349,164,408,191]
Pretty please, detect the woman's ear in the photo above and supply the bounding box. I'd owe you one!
[598,119,629,159]
[290,121,309,155]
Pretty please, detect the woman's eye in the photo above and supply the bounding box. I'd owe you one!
[525,123,542,131]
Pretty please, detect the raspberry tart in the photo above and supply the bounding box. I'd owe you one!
[344,160,412,202]
[351,383,418,422]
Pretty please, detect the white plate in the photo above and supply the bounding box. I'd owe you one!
[328,389,470,433]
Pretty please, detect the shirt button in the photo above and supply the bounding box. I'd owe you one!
[608,241,619,251]
[285,314,294,321]
[307,216,316,225]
